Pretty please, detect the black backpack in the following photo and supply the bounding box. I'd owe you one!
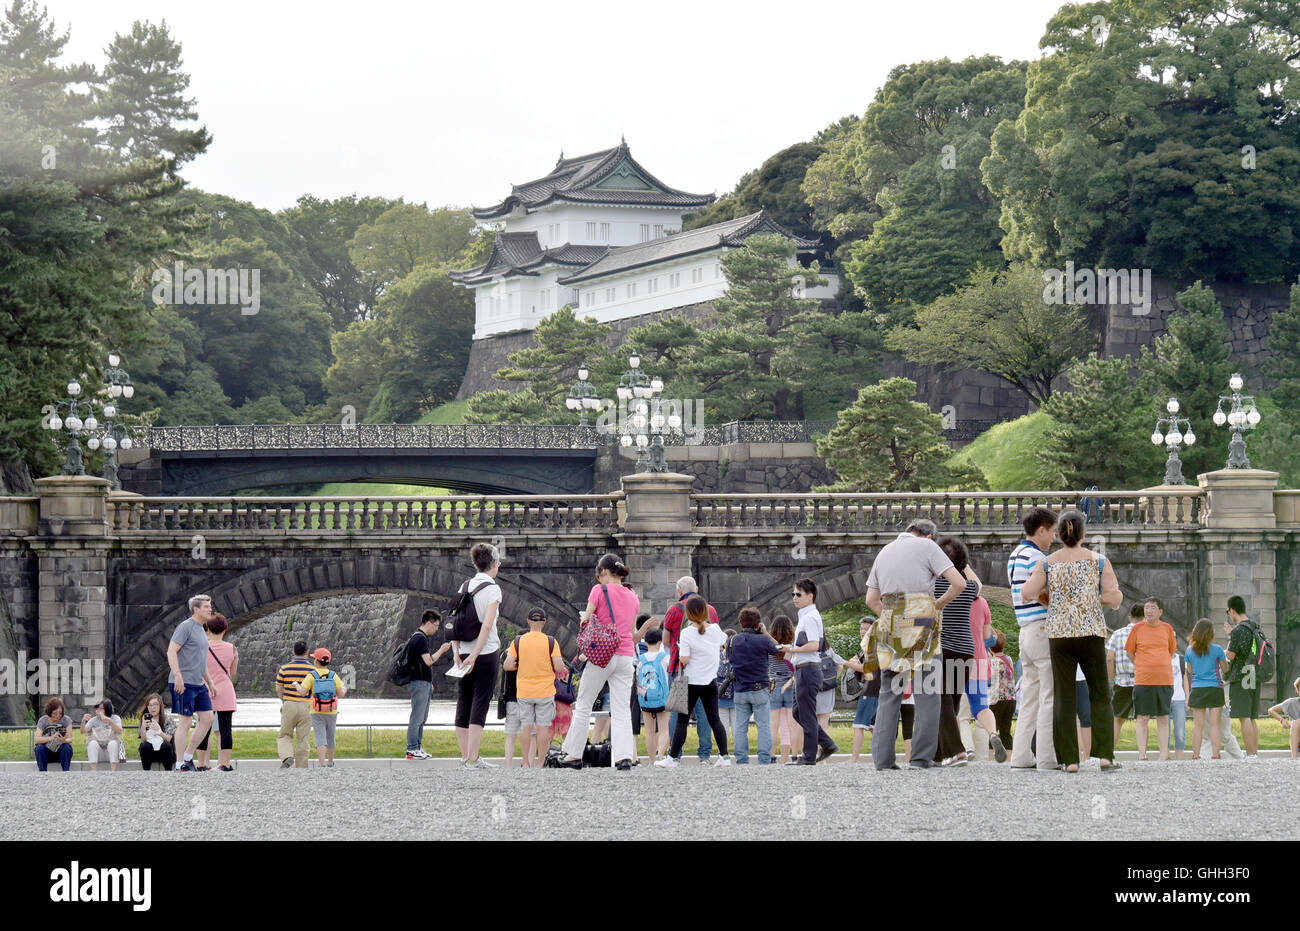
[1243,621,1276,685]
[388,631,423,687]
[444,579,498,643]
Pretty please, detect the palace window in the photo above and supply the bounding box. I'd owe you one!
[600,222,611,241]
[586,222,597,239]
[583,290,594,307]
[627,282,637,298]
[606,287,616,303]
[691,266,703,284]
[640,224,650,242]
[669,272,680,288]
[654,224,664,239]
[648,277,658,293]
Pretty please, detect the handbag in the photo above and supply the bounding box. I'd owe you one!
[665,672,690,715]
[817,637,839,692]
[576,584,621,668]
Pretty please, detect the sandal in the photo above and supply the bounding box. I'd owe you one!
[1099,760,1122,772]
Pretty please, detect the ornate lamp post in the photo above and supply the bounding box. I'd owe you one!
[85,353,136,489]
[1212,373,1260,469]
[564,362,603,426]
[1149,397,1196,485]
[44,374,98,475]
[615,349,668,472]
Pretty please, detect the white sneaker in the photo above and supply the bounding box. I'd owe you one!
[463,758,495,770]
[405,749,432,760]
[713,756,733,768]
[1244,754,1261,761]
[653,756,679,769]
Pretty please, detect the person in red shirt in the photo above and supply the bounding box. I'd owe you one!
[662,576,720,762]
[1125,597,1178,761]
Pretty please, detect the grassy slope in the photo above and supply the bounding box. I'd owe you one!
[948,411,1058,490]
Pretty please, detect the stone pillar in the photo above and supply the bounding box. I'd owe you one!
[34,476,111,715]
[618,472,697,615]
[1199,469,1280,700]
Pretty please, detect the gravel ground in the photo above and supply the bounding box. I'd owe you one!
[2,758,1296,841]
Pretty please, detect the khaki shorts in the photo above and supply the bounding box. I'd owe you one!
[517,697,556,728]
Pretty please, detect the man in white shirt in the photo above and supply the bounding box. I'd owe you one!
[779,578,838,765]
[1007,507,1059,771]
[453,543,502,769]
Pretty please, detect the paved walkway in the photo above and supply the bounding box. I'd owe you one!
[2,756,1295,840]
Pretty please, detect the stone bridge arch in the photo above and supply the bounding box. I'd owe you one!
[107,552,592,711]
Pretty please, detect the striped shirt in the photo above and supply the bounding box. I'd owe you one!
[1106,624,1136,687]
[276,657,315,702]
[935,576,980,656]
[1007,541,1047,628]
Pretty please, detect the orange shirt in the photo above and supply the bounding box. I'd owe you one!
[1125,621,1177,686]
[508,631,562,700]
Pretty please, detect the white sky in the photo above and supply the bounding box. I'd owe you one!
[46,0,1069,212]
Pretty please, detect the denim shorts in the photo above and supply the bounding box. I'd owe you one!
[853,695,878,729]
[769,683,794,709]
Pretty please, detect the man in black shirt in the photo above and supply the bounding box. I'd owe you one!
[1224,595,1261,759]
[406,609,451,759]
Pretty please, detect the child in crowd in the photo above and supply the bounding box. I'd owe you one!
[767,615,801,763]
[716,628,736,745]
[638,628,671,762]
[987,629,1016,761]
[297,647,347,767]
[499,639,522,767]
[1168,650,1187,760]
[849,617,878,764]
[1125,598,1177,761]
[1185,618,1227,759]
[1266,676,1300,759]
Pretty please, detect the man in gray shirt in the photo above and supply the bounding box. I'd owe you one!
[167,594,219,772]
[865,519,965,770]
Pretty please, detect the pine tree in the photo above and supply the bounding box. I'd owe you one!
[816,378,986,492]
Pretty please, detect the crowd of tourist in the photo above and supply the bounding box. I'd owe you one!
[30,508,1296,772]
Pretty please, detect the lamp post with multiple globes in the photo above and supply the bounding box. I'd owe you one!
[86,353,136,490]
[1150,397,1196,485]
[1212,373,1261,469]
[43,375,97,476]
[564,362,604,427]
[614,349,674,472]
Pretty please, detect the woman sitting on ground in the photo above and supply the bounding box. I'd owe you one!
[35,697,74,772]
[82,699,124,772]
[137,692,178,771]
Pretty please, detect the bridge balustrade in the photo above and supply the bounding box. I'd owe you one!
[106,495,621,534]
[690,490,1204,532]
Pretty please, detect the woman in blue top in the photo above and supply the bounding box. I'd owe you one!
[1184,618,1228,760]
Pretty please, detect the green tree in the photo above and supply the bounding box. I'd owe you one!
[1041,353,1164,488]
[0,3,208,489]
[983,0,1300,283]
[684,142,827,239]
[348,204,475,298]
[885,263,1097,406]
[1142,281,1234,478]
[816,377,986,492]
[1264,280,1300,410]
[464,306,614,423]
[804,56,1026,319]
[279,194,402,328]
[675,235,822,421]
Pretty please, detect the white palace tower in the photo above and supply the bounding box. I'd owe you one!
[450,142,837,339]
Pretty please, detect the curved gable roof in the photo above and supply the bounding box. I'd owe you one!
[472,142,713,219]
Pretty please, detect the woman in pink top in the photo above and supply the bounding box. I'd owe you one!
[196,613,239,772]
[557,553,644,771]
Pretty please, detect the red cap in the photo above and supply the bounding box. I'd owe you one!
[311,648,332,663]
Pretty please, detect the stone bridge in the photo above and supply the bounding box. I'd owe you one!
[114,421,839,496]
[1,470,1296,720]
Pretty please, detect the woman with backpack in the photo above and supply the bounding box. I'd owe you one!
[555,554,642,771]
[297,647,347,767]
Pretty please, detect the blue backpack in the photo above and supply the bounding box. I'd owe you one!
[638,652,669,707]
[311,669,338,712]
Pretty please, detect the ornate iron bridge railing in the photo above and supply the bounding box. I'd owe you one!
[690,490,1205,532]
[132,420,836,452]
